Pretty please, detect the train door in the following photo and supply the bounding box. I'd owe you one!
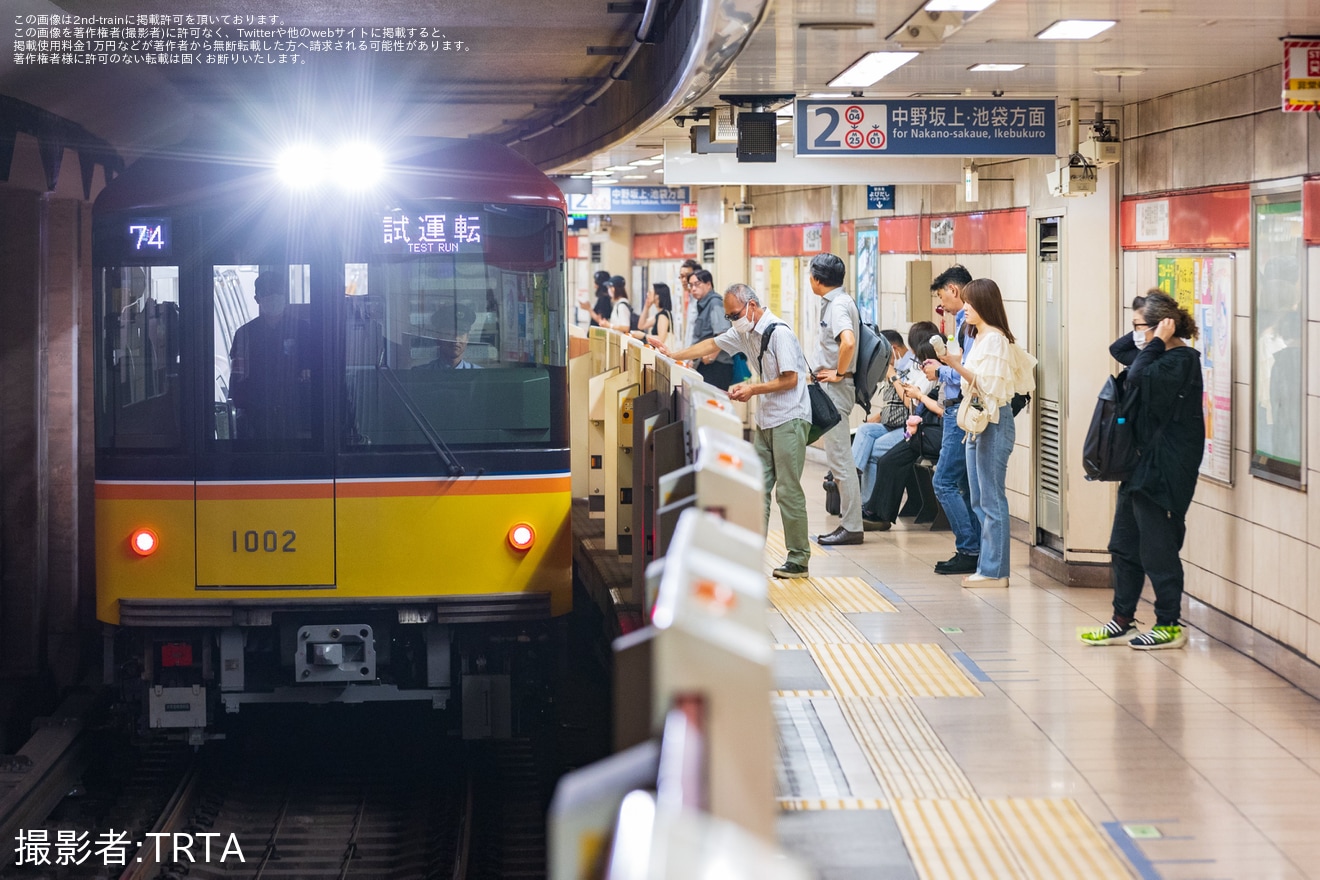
[196,260,336,589]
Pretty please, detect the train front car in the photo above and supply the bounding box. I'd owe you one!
[93,139,571,741]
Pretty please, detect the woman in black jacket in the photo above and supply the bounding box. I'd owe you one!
[1081,291,1204,650]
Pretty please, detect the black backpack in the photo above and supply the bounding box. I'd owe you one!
[1082,370,1139,482]
[853,321,894,416]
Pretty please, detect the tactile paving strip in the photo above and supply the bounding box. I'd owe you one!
[891,798,1024,880]
[765,529,829,571]
[984,798,1131,880]
[809,576,900,613]
[874,644,982,698]
[840,697,976,800]
[782,611,869,645]
[778,798,888,811]
[810,643,907,697]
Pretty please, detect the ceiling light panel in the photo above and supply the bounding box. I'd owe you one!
[1036,19,1117,40]
[924,0,997,10]
[828,52,919,88]
[969,63,1025,72]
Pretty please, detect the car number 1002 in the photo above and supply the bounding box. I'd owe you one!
[232,530,296,553]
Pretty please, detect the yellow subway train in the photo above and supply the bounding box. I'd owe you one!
[93,137,571,738]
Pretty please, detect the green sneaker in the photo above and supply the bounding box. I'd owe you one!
[1079,618,1139,646]
[1129,625,1187,650]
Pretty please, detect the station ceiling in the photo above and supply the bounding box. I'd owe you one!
[2,0,1316,179]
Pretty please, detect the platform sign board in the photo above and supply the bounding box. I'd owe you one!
[866,185,895,210]
[568,186,690,213]
[1282,39,1320,111]
[796,99,1055,157]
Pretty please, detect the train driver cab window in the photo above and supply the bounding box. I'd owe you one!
[213,264,319,445]
[96,266,182,449]
[343,204,566,451]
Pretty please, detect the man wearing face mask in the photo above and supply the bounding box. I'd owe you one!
[654,284,813,578]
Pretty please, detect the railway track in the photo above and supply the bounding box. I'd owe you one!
[4,704,555,880]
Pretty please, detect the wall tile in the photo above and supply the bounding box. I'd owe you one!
[1198,117,1254,186]
[1310,395,1320,480]
[1309,469,1320,548]
[1251,476,1308,534]
[1223,73,1256,120]
[1137,132,1172,194]
[1277,533,1309,614]
[1253,593,1308,650]
[1185,502,1220,574]
[1227,507,1255,588]
[1311,249,1320,323]
[1309,544,1320,623]
[1233,381,1252,455]
[1255,66,1285,112]
[1254,110,1309,181]
[1252,524,1281,599]
[1308,618,1320,664]
[991,254,1029,302]
[1170,124,1207,190]
[1224,579,1255,623]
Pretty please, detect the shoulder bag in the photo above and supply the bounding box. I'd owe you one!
[956,376,991,436]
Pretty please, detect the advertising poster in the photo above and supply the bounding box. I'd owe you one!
[1155,255,1234,483]
[855,229,879,325]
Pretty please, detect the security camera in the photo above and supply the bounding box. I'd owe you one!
[733,202,755,225]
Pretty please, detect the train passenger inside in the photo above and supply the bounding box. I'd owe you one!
[423,303,482,369]
[229,270,314,441]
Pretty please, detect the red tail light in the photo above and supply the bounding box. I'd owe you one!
[130,528,159,556]
[508,523,535,551]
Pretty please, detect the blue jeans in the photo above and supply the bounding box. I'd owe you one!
[932,402,980,557]
[852,423,902,500]
[965,405,1016,578]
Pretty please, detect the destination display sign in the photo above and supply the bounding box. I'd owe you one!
[795,99,1056,157]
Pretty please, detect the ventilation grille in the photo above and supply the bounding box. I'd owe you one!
[710,105,738,143]
[1038,399,1062,498]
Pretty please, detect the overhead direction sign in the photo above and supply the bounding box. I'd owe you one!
[568,186,690,214]
[795,99,1056,157]
[866,185,895,210]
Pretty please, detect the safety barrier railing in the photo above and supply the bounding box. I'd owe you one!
[549,326,812,879]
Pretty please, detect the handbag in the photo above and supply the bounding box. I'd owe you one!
[806,381,842,444]
[955,377,991,436]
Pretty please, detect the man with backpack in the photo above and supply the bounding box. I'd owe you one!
[655,284,813,578]
[807,253,865,546]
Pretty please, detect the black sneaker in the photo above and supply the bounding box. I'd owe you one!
[934,552,978,575]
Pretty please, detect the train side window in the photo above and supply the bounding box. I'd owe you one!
[213,264,319,444]
[96,266,182,449]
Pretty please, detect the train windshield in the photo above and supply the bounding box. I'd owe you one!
[343,204,566,450]
[96,265,183,450]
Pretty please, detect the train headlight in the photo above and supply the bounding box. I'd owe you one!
[508,523,536,551]
[331,143,383,190]
[130,528,159,557]
[276,145,328,188]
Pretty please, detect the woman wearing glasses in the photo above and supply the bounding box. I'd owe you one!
[1081,290,1203,650]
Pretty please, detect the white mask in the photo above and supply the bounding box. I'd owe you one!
[1132,329,1149,350]
[733,316,754,334]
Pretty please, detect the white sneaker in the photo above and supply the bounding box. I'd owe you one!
[961,573,1009,588]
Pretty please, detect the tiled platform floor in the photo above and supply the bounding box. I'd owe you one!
[772,460,1320,880]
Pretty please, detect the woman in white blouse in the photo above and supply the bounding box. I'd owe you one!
[936,278,1037,587]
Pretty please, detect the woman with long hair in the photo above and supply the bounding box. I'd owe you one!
[638,282,674,346]
[1081,290,1203,649]
[935,278,1037,587]
[601,275,633,332]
